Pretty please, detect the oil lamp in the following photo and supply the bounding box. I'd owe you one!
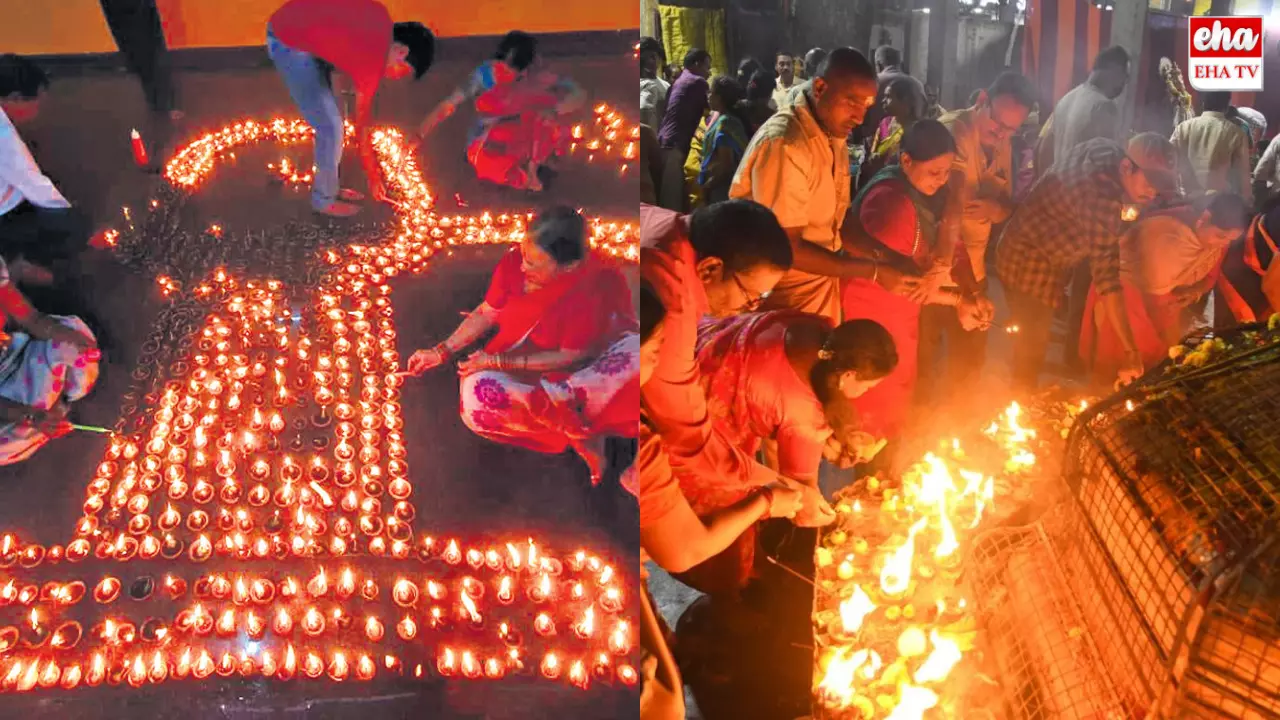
[364,615,384,642]
[307,568,329,598]
[189,534,213,561]
[540,652,562,680]
[600,586,623,613]
[529,573,552,603]
[273,608,294,636]
[392,578,418,607]
[216,608,237,636]
[302,606,325,636]
[94,577,121,604]
[304,652,324,679]
[356,654,376,681]
[443,539,462,564]
[534,613,555,636]
[396,614,417,640]
[186,509,209,531]
[437,648,457,676]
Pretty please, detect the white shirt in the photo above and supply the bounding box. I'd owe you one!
[0,106,69,217]
[639,77,669,131]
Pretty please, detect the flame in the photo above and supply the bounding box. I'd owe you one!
[459,592,481,623]
[880,517,927,595]
[913,631,963,684]
[885,685,939,720]
[818,648,868,707]
[839,585,877,634]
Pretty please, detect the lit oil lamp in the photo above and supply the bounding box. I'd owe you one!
[443,539,462,564]
[534,613,555,636]
[186,509,209,531]
[246,610,266,639]
[60,663,81,690]
[396,614,417,640]
[461,651,481,679]
[189,534,213,561]
[392,578,419,607]
[193,650,215,680]
[248,483,270,506]
[307,567,329,598]
[529,573,553,603]
[437,648,457,677]
[568,659,590,689]
[139,534,161,558]
[163,575,187,599]
[365,615,384,642]
[574,606,595,639]
[540,652,562,680]
[158,504,181,531]
[600,586,624,613]
[273,608,294,636]
[94,577,121,604]
[303,652,324,679]
[250,578,274,604]
[86,652,107,686]
[302,607,325,636]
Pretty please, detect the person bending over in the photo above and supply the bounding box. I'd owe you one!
[267,0,435,217]
[415,31,587,192]
[0,256,100,465]
[673,311,893,595]
[406,207,634,483]
[629,281,804,719]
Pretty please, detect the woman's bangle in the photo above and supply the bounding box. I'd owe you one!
[434,343,454,362]
[756,486,775,520]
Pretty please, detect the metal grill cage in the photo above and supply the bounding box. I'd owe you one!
[973,323,1280,719]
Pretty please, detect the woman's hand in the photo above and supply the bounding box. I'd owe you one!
[762,481,804,520]
[407,347,449,375]
[29,402,72,439]
[774,477,836,527]
[1116,350,1145,388]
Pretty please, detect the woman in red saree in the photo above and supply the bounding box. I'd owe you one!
[413,31,586,192]
[841,120,993,445]
[406,206,635,482]
[675,310,897,595]
[1080,193,1253,381]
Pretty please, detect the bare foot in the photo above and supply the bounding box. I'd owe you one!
[338,188,366,202]
[314,200,361,218]
[570,436,608,486]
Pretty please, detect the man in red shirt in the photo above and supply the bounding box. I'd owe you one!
[267,0,435,217]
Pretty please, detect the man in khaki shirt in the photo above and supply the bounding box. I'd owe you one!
[926,72,1037,397]
[771,51,796,111]
[730,47,918,322]
[1172,92,1252,204]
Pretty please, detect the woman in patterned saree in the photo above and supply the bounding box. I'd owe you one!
[413,31,586,192]
[675,311,896,595]
[406,206,635,483]
[0,257,100,465]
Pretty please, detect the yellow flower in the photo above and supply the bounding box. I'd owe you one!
[1168,345,1186,360]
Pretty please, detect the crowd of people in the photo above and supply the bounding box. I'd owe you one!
[636,39,1280,716]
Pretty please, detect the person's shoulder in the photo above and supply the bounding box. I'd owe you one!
[863,181,914,212]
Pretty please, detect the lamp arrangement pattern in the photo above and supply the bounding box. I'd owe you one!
[0,108,639,695]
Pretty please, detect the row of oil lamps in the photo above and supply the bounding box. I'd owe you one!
[0,643,639,691]
[3,583,629,647]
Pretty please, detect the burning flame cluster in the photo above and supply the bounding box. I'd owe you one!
[0,104,639,695]
[814,402,1041,718]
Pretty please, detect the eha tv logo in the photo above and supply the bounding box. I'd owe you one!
[1188,16,1264,91]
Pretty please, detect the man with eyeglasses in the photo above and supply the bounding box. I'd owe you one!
[995,134,1179,390]
[920,72,1037,399]
[640,201,836,527]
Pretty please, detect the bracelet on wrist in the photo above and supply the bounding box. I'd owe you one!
[757,486,775,520]
[435,344,454,362]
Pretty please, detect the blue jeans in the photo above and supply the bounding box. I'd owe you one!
[266,27,341,210]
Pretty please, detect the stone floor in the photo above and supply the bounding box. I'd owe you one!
[0,50,638,719]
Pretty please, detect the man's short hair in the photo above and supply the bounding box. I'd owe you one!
[817,47,876,84]
[1093,46,1130,72]
[683,48,711,70]
[1201,91,1232,113]
[0,54,49,99]
[986,71,1038,110]
[873,45,902,68]
[803,48,827,77]
[393,22,435,79]
[639,37,664,60]
[776,50,794,61]
[688,200,793,272]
